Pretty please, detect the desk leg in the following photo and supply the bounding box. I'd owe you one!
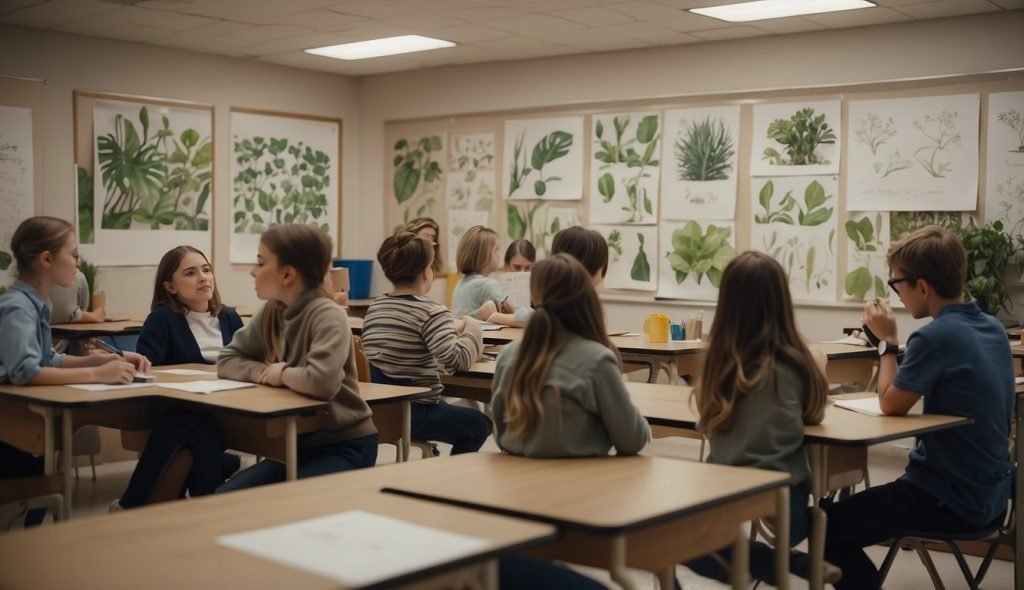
[61,409,73,519]
[401,401,412,463]
[482,559,498,590]
[808,445,827,590]
[657,567,676,590]
[609,535,637,590]
[28,405,56,475]
[775,486,790,590]
[285,416,298,482]
[730,527,749,590]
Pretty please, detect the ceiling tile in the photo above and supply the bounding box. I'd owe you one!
[872,0,946,5]
[689,25,767,41]
[603,21,698,44]
[96,5,220,31]
[657,11,740,32]
[804,5,914,27]
[238,33,352,56]
[272,9,369,30]
[485,14,587,37]
[892,0,1002,19]
[55,17,174,44]
[328,0,418,19]
[379,12,466,30]
[151,33,256,55]
[748,17,827,34]
[178,0,338,22]
[410,44,495,64]
[0,0,117,28]
[505,0,602,10]
[987,0,1024,7]
[554,6,636,26]
[435,7,530,22]
[136,1,200,10]
[182,20,253,36]
[317,24,416,42]
[607,0,687,20]
[474,36,565,52]
[227,24,317,43]
[0,0,44,8]
[558,28,654,51]
[430,24,513,44]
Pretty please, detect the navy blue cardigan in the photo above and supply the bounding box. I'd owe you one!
[136,304,244,366]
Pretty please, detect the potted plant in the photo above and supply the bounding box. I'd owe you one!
[78,258,100,310]
[956,219,1022,315]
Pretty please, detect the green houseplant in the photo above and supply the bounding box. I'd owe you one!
[956,219,1021,315]
[79,258,99,303]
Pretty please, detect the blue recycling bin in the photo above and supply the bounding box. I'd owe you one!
[333,259,373,299]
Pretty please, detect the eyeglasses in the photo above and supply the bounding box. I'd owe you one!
[886,276,915,291]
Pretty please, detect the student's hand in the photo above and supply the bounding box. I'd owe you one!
[93,360,136,384]
[862,298,898,342]
[475,300,497,321]
[453,318,466,333]
[259,362,287,387]
[123,351,151,374]
[92,306,107,322]
[497,300,514,314]
[332,291,349,306]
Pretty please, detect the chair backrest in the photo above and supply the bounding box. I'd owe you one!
[352,335,370,383]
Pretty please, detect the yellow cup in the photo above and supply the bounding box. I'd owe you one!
[643,313,671,343]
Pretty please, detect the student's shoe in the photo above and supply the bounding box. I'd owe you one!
[108,499,124,513]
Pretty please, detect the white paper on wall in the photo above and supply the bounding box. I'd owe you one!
[0,105,33,289]
[751,100,841,177]
[656,220,735,301]
[984,91,1024,240]
[503,116,584,201]
[847,94,980,212]
[589,111,660,224]
[661,105,739,220]
[594,224,658,292]
[447,132,496,213]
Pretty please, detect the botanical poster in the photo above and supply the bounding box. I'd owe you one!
[230,111,339,263]
[543,206,581,255]
[83,99,212,266]
[589,112,660,224]
[504,201,580,258]
[843,211,892,302]
[656,220,736,301]
[661,105,739,220]
[751,176,838,302]
[503,116,584,201]
[847,94,980,211]
[447,209,490,270]
[0,105,33,291]
[595,224,657,291]
[751,100,841,177]
[387,122,447,234]
[984,91,1024,239]
[446,132,496,213]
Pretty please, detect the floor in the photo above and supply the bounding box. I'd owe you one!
[16,434,1011,589]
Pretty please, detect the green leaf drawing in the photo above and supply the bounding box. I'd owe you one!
[508,131,532,196]
[762,107,836,166]
[665,221,734,287]
[598,173,615,202]
[756,179,832,227]
[630,233,651,282]
[845,267,873,300]
[675,116,734,181]
[507,204,526,240]
[392,135,442,204]
[607,230,623,263]
[76,166,95,244]
[530,130,573,196]
[595,115,660,223]
[636,115,659,144]
[0,250,11,272]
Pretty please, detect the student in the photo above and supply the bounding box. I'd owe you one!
[491,253,649,457]
[362,232,491,455]
[809,225,1014,590]
[217,224,378,491]
[450,225,520,325]
[402,217,443,274]
[503,239,535,272]
[50,269,104,324]
[550,226,608,286]
[685,251,828,585]
[113,246,244,510]
[0,216,150,523]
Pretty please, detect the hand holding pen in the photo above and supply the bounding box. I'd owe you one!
[94,339,153,375]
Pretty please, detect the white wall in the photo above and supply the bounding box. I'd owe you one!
[0,24,361,312]
[356,12,1024,340]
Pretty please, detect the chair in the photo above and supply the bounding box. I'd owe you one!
[72,425,101,480]
[0,475,63,530]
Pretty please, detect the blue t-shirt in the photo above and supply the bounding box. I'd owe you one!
[893,302,1014,526]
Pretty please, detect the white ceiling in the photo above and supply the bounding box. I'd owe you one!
[1,0,1020,76]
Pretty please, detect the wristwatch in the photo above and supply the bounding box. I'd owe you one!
[878,341,899,357]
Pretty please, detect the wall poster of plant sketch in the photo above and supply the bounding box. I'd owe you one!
[503,116,584,201]
[386,122,447,235]
[751,175,838,302]
[0,105,34,291]
[230,109,341,263]
[594,224,657,291]
[656,219,735,301]
[843,211,892,302]
[984,91,1024,239]
[504,201,581,258]
[447,132,496,214]
[661,105,739,221]
[80,96,212,266]
[751,100,840,177]
[589,111,660,224]
[847,94,980,212]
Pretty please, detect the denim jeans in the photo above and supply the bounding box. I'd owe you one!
[685,483,811,586]
[0,441,46,526]
[119,407,226,508]
[499,554,605,589]
[217,434,379,493]
[371,366,491,454]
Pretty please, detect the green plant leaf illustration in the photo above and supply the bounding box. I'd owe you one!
[0,250,10,271]
[636,115,659,144]
[598,173,615,202]
[675,116,734,181]
[845,267,872,300]
[666,221,734,287]
[393,161,419,204]
[531,131,573,171]
[762,108,836,166]
[607,230,623,262]
[630,233,651,282]
[507,204,526,240]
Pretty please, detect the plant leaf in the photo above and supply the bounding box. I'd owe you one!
[636,115,658,144]
[598,173,615,202]
[530,131,573,171]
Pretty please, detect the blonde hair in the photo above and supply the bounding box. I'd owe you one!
[401,217,442,274]
[694,251,827,433]
[11,216,74,279]
[503,254,617,440]
[456,225,499,275]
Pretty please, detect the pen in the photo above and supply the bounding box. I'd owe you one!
[95,338,124,357]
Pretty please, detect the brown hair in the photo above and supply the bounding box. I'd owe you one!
[258,224,332,362]
[10,216,74,279]
[551,226,608,278]
[503,254,618,441]
[378,232,433,286]
[504,239,536,267]
[456,225,499,275]
[151,246,223,315]
[887,225,965,299]
[402,217,442,273]
[694,251,827,433]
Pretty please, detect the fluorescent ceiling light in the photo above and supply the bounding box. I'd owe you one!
[305,35,455,60]
[691,0,875,23]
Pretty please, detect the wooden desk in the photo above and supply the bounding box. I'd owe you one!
[380,453,791,590]
[0,364,432,518]
[0,480,555,590]
[50,319,144,337]
[345,298,375,318]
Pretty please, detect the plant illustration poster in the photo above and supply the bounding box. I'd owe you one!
[595,224,657,291]
[751,100,840,177]
[847,94,980,211]
[984,91,1024,239]
[751,175,838,302]
[843,211,892,302]
[447,209,490,270]
[230,110,340,263]
[503,116,584,201]
[84,98,212,266]
[504,201,580,258]
[589,111,660,224]
[0,105,33,291]
[661,105,739,221]
[543,206,581,255]
[656,220,735,301]
[386,121,447,234]
[446,132,495,213]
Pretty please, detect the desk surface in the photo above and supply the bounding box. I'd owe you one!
[0,481,554,590]
[628,383,972,446]
[381,452,789,534]
[51,319,144,335]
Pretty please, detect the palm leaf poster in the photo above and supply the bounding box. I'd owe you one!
[503,116,584,201]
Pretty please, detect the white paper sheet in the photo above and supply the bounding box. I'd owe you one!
[496,271,531,309]
[67,383,156,392]
[833,397,885,416]
[153,369,217,376]
[217,510,491,587]
[159,379,255,394]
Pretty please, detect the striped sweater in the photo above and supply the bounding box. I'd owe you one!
[361,294,483,400]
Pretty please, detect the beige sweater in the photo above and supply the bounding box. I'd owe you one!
[218,289,376,447]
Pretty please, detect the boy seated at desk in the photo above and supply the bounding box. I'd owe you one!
[808,225,1014,589]
[50,268,105,354]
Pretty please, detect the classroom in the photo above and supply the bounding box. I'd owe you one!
[1,1,1023,589]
